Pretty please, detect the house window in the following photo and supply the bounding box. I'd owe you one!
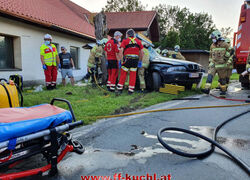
[52,42,59,52]
[0,35,14,69]
[70,46,79,68]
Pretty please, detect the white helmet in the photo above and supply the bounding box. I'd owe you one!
[44,34,52,40]
[126,29,135,38]
[174,45,180,51]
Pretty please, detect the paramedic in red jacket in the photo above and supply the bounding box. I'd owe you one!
[117,29,144,94]
[104,31,123,92]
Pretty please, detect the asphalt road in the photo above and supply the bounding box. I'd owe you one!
[4,83,250,180]
[52,82,249,180]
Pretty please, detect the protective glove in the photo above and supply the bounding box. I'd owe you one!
[43,64,47,70]
[138,61,142,68]
[172,54,177,59]
[118,60,122,68]
[58,63,61,69]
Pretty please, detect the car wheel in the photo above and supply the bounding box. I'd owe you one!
[185,83,193,90]
[152,72,161,91]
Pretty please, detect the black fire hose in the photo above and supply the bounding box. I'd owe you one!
[157,109,250,176]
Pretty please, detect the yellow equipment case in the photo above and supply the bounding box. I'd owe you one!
[0,78,23,108]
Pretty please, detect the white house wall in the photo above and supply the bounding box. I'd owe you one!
[0,16,92,86]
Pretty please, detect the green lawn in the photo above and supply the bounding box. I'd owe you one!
[23,73,239,125]
[23,85,198,124]
[200,73,239,89]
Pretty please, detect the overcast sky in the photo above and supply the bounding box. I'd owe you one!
[71,0,244,33]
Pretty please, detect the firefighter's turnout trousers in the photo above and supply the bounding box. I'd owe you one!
[117,56,139,93]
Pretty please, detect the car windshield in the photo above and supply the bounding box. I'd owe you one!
[148,47,160,60]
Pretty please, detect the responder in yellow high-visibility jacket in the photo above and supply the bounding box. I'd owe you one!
[138,42,150,92]
[202,30,232,97]
[40,34,60,90]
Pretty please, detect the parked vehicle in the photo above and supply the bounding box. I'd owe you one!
[145,47,204,90]
[233,1,250,88]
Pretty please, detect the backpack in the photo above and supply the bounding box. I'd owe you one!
[0,78,23,108]
[9,74,23,91]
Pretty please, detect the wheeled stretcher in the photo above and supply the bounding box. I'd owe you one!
[0,98,84,180]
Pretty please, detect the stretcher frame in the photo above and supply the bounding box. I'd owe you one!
[0,98,84,180]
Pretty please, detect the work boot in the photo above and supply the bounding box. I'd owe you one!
[139,89,148,94]
[46,85,52,90]
[128,91,134,95]
[109,86,115,92]
[51,84,57,90]
[107,85,110,91]
[220,91,226,98]
[139,89,145,93]
[201,88,210,94]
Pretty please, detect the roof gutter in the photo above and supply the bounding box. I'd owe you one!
[108,27,148,31]
[147,12,157,29]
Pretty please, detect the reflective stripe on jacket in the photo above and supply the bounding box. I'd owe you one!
[142,48,150,68]
[40,44,58,66]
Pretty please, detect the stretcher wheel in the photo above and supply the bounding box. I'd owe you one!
[71,140,85,154]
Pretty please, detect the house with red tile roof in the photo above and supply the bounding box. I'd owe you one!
[0,0,160,85]
[0,0,95,85]
[105,11,159,42]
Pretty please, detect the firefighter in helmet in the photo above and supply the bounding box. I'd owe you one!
[104,31,123,91]
[202,30,232,97]
[87,38,107,86]
[117,29,144,94]
[155,48,161,54]
[168,45,186,60]
[138,42,150,92]
[161,49,169,57]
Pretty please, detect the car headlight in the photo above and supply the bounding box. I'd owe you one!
[166,66,187,73]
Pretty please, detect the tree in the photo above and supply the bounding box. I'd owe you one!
[179,12,215,50]
[161,30,180,49]
[153,4,215,50]
[103,0,147,12]
[152,5,181,37]
[220,27,233,39]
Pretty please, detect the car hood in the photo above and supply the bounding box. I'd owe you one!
[151,56,200,66]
